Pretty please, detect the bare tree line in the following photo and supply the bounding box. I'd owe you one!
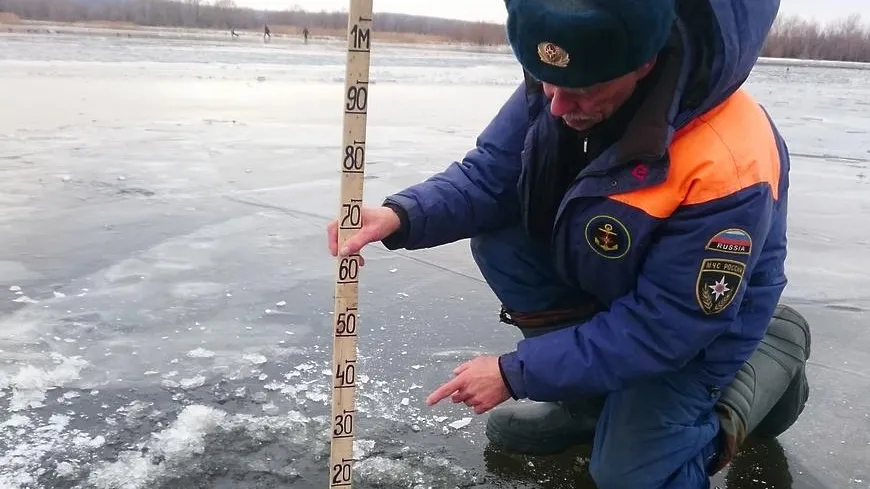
[764,13,870,62]
[2,0,870,60]
[0,0,507,45]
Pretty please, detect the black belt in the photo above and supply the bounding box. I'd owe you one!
[499,303,600,329]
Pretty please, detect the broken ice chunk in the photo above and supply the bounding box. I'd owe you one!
[187,348,215,358]
[11,296,38,304]
[243,353,268,365]
[448,417,472,429]
[179,375,206,389]
[306,391,328,403]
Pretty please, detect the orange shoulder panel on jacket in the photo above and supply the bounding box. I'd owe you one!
[610,88,782,219]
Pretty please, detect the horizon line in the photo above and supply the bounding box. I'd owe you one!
[253,5,868,26]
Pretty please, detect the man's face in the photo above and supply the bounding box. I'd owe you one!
[542,60,656,132]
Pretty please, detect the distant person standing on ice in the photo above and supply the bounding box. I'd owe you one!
[263,24,271,43]
[303,26,309,44]
[327,0,811,487]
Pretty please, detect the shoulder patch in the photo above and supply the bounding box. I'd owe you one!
[706,228,752,255]
[585,215,631,259]
[696,258,745,315]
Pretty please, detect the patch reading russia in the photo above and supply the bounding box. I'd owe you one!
[706,228,752,255]
[696,258,745,315]
[585,215,631,259]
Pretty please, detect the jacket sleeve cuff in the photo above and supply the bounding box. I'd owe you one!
[498,352,527,400]
[380,201,410,250]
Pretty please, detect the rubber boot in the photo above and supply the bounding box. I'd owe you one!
[712,303,811,473]
[485,323,606,455]
[485,395,604,455]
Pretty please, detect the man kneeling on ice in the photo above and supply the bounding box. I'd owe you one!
[327,0,811,487]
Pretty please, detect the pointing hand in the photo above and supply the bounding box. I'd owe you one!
[327,205,401,257]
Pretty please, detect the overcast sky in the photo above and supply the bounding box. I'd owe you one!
[240,0,870,25]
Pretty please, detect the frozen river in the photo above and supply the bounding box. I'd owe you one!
[1,29,869,489]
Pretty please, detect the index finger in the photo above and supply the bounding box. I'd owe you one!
[327,219,338,256]
[426,376,465,406]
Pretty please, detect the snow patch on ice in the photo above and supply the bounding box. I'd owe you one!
[0,353,89,411]
[0,413,71,487]
[85,404,317,489]
[87,405,227,488]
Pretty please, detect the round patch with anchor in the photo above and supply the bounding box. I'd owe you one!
[584,215,631,259]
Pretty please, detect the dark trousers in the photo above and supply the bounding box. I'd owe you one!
[470,225,722,489]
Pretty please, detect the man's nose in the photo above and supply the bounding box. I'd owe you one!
[548,88,575,118]
[549,88,597,118]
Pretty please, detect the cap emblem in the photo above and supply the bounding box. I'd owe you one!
[537,42,570,68]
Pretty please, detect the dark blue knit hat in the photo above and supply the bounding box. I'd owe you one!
[505,0,676,88]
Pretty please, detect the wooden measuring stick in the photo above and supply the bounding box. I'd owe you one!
[329,1,373,487]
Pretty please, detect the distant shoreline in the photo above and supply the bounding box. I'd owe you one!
[3,19,870,71]
[0,18,508,51]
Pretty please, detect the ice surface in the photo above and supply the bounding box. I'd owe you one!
[0,26,868,489]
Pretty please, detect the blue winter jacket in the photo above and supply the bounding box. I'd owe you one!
[381,0,791,401]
